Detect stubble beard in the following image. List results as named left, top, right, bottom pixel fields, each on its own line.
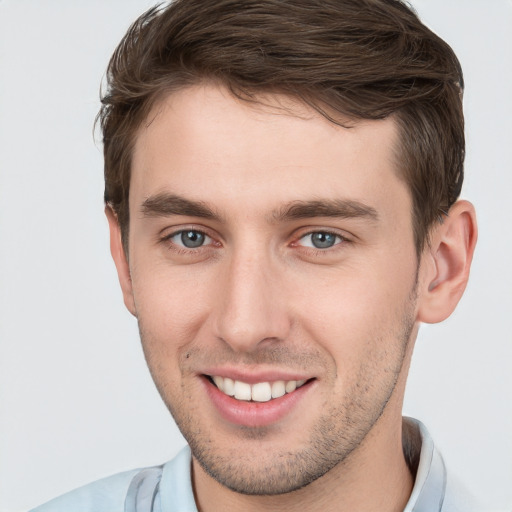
left=189, top=321, right=414, bottom=496
left=139, top=286, right=418, bottom=496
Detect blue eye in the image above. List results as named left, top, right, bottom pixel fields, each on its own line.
left=299, top=232, right=342, bottom=249
left=170, top=230, right=212, bottom=249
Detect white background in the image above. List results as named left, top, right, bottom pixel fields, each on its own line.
left=0, top=1, right=511, bottom=511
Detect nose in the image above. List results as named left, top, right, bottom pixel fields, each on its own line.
left=213, top=249, right=291, bottom=353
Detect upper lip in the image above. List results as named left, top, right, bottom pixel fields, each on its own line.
left=200, top=366, right=313, bottom=384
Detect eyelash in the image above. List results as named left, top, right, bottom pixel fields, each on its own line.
left=159, top=228, right=350, bottom=255
left=160, top=228, right=217, bottom=254
left=295, top=230, right=346, bottom=250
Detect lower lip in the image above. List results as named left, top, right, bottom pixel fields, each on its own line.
left=202, top=377, right=313, bottom=427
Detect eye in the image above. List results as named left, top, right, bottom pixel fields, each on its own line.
left=298, top=231, right=343, bottom=249
left=169, top=230, right=212, bottom=249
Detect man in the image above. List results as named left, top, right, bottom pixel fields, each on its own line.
left=31, top=0, right=479, bottom=510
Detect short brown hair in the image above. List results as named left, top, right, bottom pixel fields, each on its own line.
left=99, top=0, right=464, bottom=253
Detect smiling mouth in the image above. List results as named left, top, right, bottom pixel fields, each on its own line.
left=207, top=376, right=309, bottom=403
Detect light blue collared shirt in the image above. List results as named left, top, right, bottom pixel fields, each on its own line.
left=30, top=418, right=481, bottom=512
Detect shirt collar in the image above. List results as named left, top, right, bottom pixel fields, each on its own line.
left=403, top=417, right=447, bottom=512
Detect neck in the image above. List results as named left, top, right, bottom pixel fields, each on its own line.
left=192, top=415, right=414, bottom=512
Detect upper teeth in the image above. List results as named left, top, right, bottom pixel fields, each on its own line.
left=211, top=376, right=306, bottom=402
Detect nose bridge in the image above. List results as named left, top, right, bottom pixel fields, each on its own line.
left=214, top=242, right=289, bottom=352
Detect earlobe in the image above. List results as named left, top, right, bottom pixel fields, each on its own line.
left=105, top=206, right=137, bottom=316
left=417, top=200, right=478, bottom=324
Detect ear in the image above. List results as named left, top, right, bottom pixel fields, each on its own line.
left=417, top=200, right=477, bottom=324
left=105, top=206, right=137, bottom=316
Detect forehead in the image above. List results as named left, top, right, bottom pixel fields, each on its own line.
left=131, top=84, right=407, bottom=219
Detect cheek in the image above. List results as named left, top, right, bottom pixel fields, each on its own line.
left=130, top=262, right=215, bottom=365
left=292, top=260, right=416, bottom=367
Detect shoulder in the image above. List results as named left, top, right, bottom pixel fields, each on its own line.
left=29, top=467, right=155, bottom=512
left=443, top=473, right=484, bottom=512
left=403, top=417, right=485, bottom=512
left=28, top=447, right=194, bottom=512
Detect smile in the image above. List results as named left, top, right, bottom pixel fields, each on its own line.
left=210, top=376, right=307, bottom=403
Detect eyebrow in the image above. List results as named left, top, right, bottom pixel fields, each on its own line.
left=141, top=193, right=378, bottom=224
left=141, top=193, right=221, bottom=220
left=272, top=199, right=379, bottom=223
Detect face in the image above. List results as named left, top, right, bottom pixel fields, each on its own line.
left=122, top=84, right=421, bottom=495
